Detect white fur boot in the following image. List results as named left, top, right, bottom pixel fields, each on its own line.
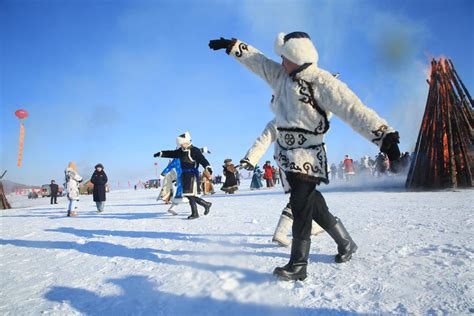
left=272, top=205, right=293, bottom=247
left=167, top=202, right=178, bottom=215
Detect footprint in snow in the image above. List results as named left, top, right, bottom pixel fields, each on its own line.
left=217, top=271, right=242, bottom=291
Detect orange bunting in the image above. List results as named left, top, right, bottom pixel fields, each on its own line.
left=17, top=123, right=25, bottom=168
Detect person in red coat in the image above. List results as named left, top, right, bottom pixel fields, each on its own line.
left=343, top=155, right=355, bottom=181
left=263, top=161, right=274, bottom=188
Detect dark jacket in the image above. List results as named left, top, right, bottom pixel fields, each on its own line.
left=221, top=164, right=238, bottom=192
left=91, top=170, right=108, bottom=202
left=158, top=146, right=211, bottom=196
left=50, top=183, right=59, bottom=196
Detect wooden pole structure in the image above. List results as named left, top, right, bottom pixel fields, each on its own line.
left=406, top=58, right=473, bottom=190
left=0, top=170, right=12, bottom=209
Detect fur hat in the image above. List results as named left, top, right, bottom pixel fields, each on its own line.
left=95, top=163, right=104, bottom=169
left=176, top=132, right=192, bottom=146
left=68, top=162, right=77, bottom=172
left=274, top=31, right=318, bottom=66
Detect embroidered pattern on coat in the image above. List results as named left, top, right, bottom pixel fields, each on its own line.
left=276, top=152, right=289, bottom=169
left=371, top=125, right=388, bottom=144
left=298, top=134, right=307, bottom=145
left=275, top=144, right=329, bottom=184
left=278, top=126, right=321, bottom=136
left=284, top=134, right=295, bottom=146
left=294, top=79, right=330, bottom=134
left=235, top=43, right=248, bottom=58
left=277, top=129, right=323, bottom=151
left=276, top=144, right=326, bottom=174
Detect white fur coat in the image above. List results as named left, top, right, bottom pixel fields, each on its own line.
left=230, top=39, right=394, bottom=183
left=65, top=168, right=83, bottom=200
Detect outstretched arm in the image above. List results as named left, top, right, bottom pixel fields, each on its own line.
left=241, top=119, right=278, bottom=169
left=317, top=72, right=400, bottom=157
left=209, top=37, right=285, bottom=88
left=154, top=149, right=182, bottom=159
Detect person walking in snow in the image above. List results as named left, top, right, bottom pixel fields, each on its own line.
left=263, top=161, right=274, bottom=188
left=235, top=169, right=241, bottom=186
left=91, top=163, right=108, bottom=213
left=210, top=31, right=401, bottom=281
left=153, top=132, right=213, bottom=219
left=330, top=163, right=337, bottom=181
left=338, top=162, right=345, bottom=180
left=160, top=158, right=183, bottom=203
left=250, top=165, right=264, bottom=190
left=201, top=169, right=215, bottom=195
left=160, top=147, right=210, bottom=214
left=273, top=167, right=280, bottom=185
left=343, top=155, right=355, bottom=181
left=160, top=159, right=184, bottom=215
left=65, top=162, right=83, bottom=217
left=221, top=159, right=239, bottom=194
left=374, top=152, right=389, bottom=177
left=50, top=180, right=59, bottom=204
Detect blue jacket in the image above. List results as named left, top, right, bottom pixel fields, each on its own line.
left=161, top=159, right=183, bottom=197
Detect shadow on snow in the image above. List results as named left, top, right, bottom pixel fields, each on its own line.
left=0, top=229, right=335, bottom=286
left=44, top=275, right=358, bottom=315
left=43, top=227, right=336, bottom=263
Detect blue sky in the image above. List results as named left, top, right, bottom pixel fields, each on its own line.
left=1, top=0, right=473, bottom=187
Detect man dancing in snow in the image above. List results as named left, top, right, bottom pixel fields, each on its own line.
left=210, top=32, right=401, bottom=281
left=154, top=132, right=213, bottom=219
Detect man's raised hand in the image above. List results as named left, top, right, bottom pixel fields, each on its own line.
left=209, top=37, right=232, bottom=51
left=239, top=158, right=254, bottom=171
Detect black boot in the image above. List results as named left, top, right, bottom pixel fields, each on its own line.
left=273, top=238, right=310, bottom=281
left=326, top=218, right=357, bottom=263
left=203, top=202, right=212, bottom=215
left=187, top=202, right=199, bottom=220
left=195, top=197, right=212, bottom=215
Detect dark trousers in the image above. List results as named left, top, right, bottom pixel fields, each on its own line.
left=50, top=195, right=57, bottom=204
left=286, top=172, right=337, bottom=240
left=266, top=179, right=273, bottom=188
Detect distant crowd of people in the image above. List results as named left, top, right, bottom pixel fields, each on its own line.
left=330, top=152, right=412, bottom=181
left=249, top=161, right=281, bottom=190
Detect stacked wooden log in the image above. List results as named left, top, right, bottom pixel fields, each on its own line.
left=0, top=170, right=12, bottom=209
left=406, top=58, right=473, bottom=190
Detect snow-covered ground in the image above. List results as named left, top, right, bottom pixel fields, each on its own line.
left=1, top=178, right=473, bottom=315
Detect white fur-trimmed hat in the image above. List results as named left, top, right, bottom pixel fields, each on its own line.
left=176, top=131, right=192, bottom=146
left=274, top=32, right=318, bottom=66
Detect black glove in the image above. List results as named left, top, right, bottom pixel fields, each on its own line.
left=209, top=37, right=232, bottom=51
left=201, top=147, right=211, bottom=154
left=381, top=132, right=401, bottom=172
left=153, top=152, right=161, bottom=158
left=239, top=158, right=254, bottom=171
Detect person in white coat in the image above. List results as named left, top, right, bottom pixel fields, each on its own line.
left=210, top=32, right=401, bottom=281
left=65, top=162, right=83, bottom=217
